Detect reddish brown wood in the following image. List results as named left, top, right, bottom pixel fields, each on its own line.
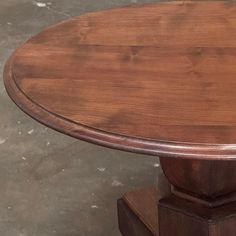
left=159, top=195, right=236, bottom=236
left=5, top=1, right=236, bottom=159
left=122, top=187, right=159, bottom=235
left=118, top=156, right=236, bottom=236
left=118, top=187, right=160, bottom=236
left=160, top=157, right=236, bottom=205
left=158, top=156, right=236, bottom=236
left=118, top=187, right=236, bottom=236
left=118, top=185, right=169, bottom=236
left=118, top=198, right=154, bottom=236
left=4, top=1, right=236, bottom=236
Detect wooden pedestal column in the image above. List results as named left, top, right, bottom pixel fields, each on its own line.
left=159, top=157, right=236, bottom=236
left=118, top=157, right=236, bottom=236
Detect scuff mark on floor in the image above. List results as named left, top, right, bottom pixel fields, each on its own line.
left=0, top=138, right=6, bottom=145
left=33, top=1, right=71, bottom=17
left=153, top=163, right=160, bottom=168
left=112, top=180, right=124, bottom=187
left=97, top=167, right=106, bottom=172
left=27, top=129, right=34, bottom=135
left=34, top=2, right=47, bottom=7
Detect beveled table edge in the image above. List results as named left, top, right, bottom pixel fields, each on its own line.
left=4, top=54, right=236, bottom=161
left=4, top=9, right=236, bottom=161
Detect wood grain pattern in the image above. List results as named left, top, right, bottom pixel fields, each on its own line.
left=5, top=1, right=236, bottom=159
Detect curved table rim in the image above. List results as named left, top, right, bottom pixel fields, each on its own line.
left=4, top=13, right=236, bottom=161
left=4, top=55, right=236, bottom=161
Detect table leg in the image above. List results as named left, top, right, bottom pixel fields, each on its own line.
left=118, top=157, right=236, bottom=236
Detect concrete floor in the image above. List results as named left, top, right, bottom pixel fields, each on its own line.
left=0, top=0, right=164, bottom=235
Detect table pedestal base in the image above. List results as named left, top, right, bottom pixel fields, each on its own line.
left=118, top=187, right=236, bottom=236
left=117, top=199, right=153, bottom=236
left=117, top=156, right=236, bottom=236
left=117, top=157, right=236, bottom=236
left=159, top=194, right=236, bottom=236
left=117, top=187, right=158, bottom=236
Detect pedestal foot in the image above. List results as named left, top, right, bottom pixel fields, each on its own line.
left=117, top=187, right=159, bottom=236
left=159, top=194, right=236, bottom=236
left=117, top=199, right=153, bottom=236
left=118, top=157, right=236, bottom=236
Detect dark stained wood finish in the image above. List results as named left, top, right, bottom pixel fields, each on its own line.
left=160, top=157, right=236, bottom=204
left=118, top=198, right=154, bottom=236
left=159, top=195, right=236, bottom=236
left=5, top=1, right=236, bottom=236
left=117, top=187, right=162, bottom=236
left=5, top=1, right=236, bottom=159
left=122, top=187, right=159, bottom=235
left=119, top=186, right=236, bottom=236
left=159, top=156, right=236, bottom=235
left=118, top=188, right=236, bottom=236
left=117, top=176, right=170, bottom=236
left=118, top=157, right=236, bottom=236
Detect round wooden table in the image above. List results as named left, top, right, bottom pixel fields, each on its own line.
left=4, top=1, right=236, bottom=235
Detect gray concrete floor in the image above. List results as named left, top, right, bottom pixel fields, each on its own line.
left=0, top=0, right=164, bottom=235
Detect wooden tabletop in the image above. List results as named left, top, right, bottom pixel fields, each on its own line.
left=4, top=1, right=236, bottom=160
